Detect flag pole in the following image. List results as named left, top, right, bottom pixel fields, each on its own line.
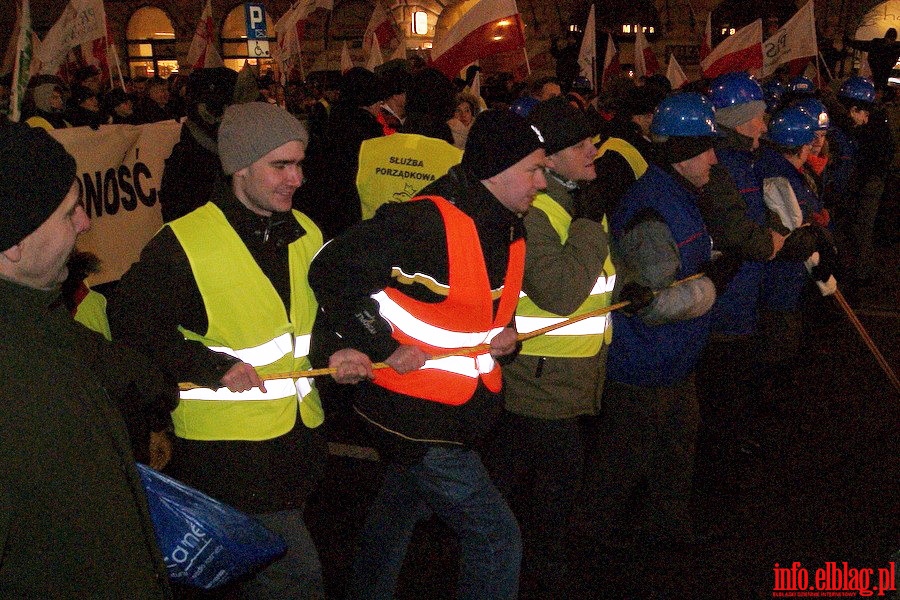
left=111, top=42, right=126, bottom=92
left=818, top=50, right=833, bottom=81
left=523, top=47, right=531, bottom=75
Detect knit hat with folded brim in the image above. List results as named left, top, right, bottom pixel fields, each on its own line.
left=0, top=123, right=77, bottom=251
left=462, top=109, right=545, bottom=180
left=715, top=100, right=766, bottom=129
left=218, top=102, right=309, bottom=175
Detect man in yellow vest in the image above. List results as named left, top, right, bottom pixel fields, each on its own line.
left=487, top=96, right=640, bottom=599
left=356, top=68, right=464, bottom=219
left=109, top=102, right=371, bottom=599
left=585, top=85, right=663, bottom=221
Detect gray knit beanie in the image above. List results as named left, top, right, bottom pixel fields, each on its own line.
left=715, top=100, right=766, bottom=129
left=218, top=102, right=309, bottom=175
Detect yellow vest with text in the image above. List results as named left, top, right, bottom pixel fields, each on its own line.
left=169, top=203, right=323, bottom=441
left=357, top=133, right=462, bottom=219
left=595, top=137, right=648, bottom=179
left=515, top=194, right=616, bottom=358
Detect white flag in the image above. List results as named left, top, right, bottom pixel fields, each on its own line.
left=761, top=0, right=817, bottom=77
left=37, top=0, right=107, bottom=75
left=366, top=34, right=383, bottom=70
left=633, top=29, right=659, bottom=78
left=341, top=41, right=352, bottom=73
left=185, top=0, right=223, bottom=70
left=576, top=5, right=596, bottom=90
left=666, top=53, right=687, bottom=89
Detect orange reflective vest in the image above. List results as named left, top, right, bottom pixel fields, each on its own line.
left=371, top=195, right=525, bottom=406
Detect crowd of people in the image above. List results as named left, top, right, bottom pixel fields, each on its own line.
left=0, top=52, right=897, bottom=599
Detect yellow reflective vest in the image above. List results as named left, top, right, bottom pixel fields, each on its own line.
left=74, top=289, right=112, bottom=341
left=357, top=133, right=462, bottom=219
left=515, top=194, right=616, bottom=358
left=168, top=203, right=323, bottom=441
left=595, top=137, right=649, bottom=179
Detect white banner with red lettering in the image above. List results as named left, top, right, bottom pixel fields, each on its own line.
left=49, top=120, right=183, bottom=285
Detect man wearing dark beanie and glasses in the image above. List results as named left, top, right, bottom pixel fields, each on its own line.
left=309, top=109, right=547, bottom=600
left=0, top=123, right=171, bottom=598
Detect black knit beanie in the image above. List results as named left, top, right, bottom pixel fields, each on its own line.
left=657, top=135, right=717, bottom=164
left=462, top=109, right=545, bottom=180
left=0, top=123, right=77, bottom=251
left=528, top=96, right=593, bottom=155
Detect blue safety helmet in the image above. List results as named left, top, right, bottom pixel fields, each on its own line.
left=838, top=76, right=876, bottom=105
left=708, top=71, right=764, bottom=109
left=651, top=92, right=720, bottom=137
left=762, top=80, right=786, bottom=113
left=767, top=106, right=817, bottom=147
left=511, top=95, right=539, bottom=117
left=793, top=97, right=829, bottom=130
left=788, top=76, right=816, bottom=95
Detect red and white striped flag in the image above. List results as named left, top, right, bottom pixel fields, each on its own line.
left=431, top=0, right=525, bottom=79
left=701, top=19, right=763, bottom=79
left=701, top=12, right=712, bottom=60
left=274, top=0, right=333, bottom=78
left=633, top=28, right=660, bottom=78
left=186, top=0, right=223, bottom=70
left=364, top=1, right=401, bottom=54
left=602, top=33, right=621, bottom=88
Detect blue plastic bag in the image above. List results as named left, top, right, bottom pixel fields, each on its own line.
left=136, top=463, right=288, bottom=589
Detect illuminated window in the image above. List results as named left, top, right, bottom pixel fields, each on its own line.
left=412, top=11, right=428, bottom=35
left=126, top=7, right=178, bottom=78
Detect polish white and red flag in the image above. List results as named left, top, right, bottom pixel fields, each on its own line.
left=602, top=33, right=621, bottom=88
left=761, top=0, right=817, bottom=77
left=701, top=19, right=763, bottom=79
left=633, top=28, right=660, bottom=78
left=700, top=12, right=712, bottom=60
left=185, top=0, right=223, bottom=70
left=431, top=0, right=525, bottom=79
left=364, top=1, right=401, bottom=54
left=666, top=53, right=687, bottom=89
left=274, top=0, right=333, bottom=76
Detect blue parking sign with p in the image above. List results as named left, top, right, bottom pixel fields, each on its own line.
left=245, top=3, right=267, bottom=40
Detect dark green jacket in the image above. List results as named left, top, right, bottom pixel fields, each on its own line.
left=503, top=174, right=611, bottom=419
left=0, top=278, right=171, bottom=599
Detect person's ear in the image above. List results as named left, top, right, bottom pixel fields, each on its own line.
left=1, top=244, right=23, bottom=263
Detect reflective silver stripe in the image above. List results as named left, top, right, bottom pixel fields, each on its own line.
left=590, top=274, right=617, bottom=295
left=208, top=332, right=293, bottom=366
left=180, top=378, right=297, bottom=401
left=419, top=353, right=495, bottom=378
left=294, top=334, right=312, bottom=358
left=515, top=314, right=610, bottom=336
left=372, top=290, right=493, bottom=348
left=296, top=377, right=313, bottom=398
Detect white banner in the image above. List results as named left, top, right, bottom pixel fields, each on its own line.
left=50, top=121, right=183, bottom=285
left=37, top=0, right=107, bottom=75
left=761, top=0, right=817, bottom=77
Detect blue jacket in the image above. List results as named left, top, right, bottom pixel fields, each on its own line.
left=757, top=148, right=821, bottom=311
left=609, top=164, right=713, bottom=387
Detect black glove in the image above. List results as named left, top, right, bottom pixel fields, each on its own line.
left=617, top=282, right=654, bottom=315
left=776, top=226, right=818, bottom=261
left=703, top=253, right=744, bottom=295
left=571, top=187, right=606, bottom=223
left=810, top=226, right=838, bottom=283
